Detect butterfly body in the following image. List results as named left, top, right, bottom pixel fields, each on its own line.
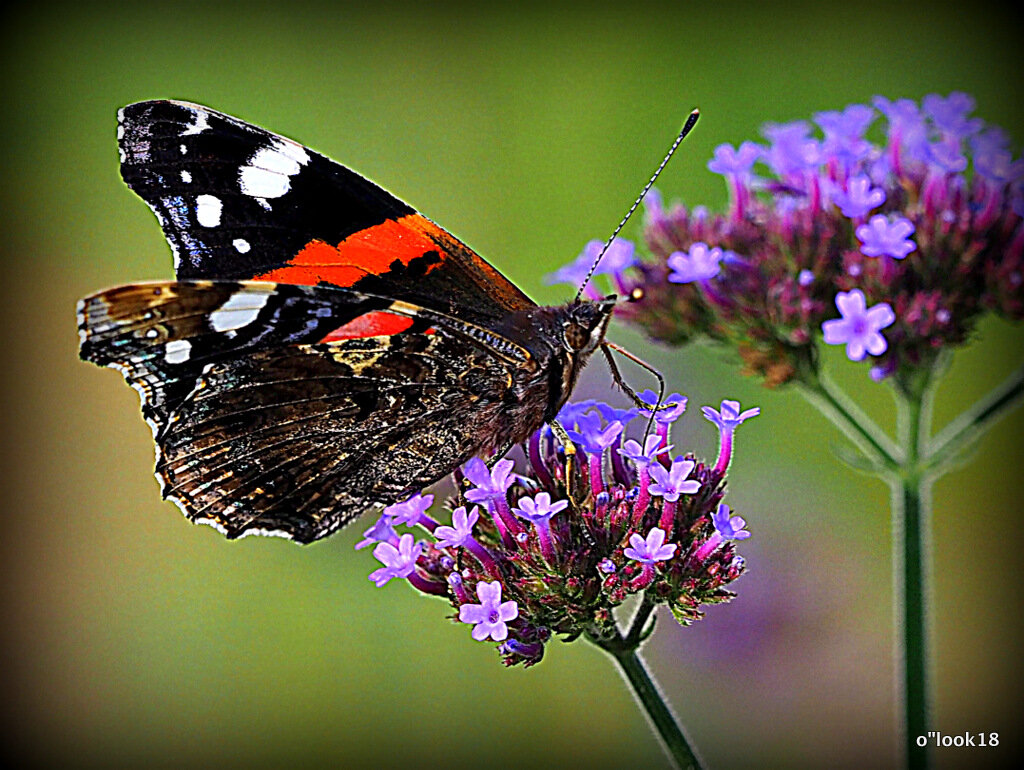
left=79, top=101, right=613, bottom=543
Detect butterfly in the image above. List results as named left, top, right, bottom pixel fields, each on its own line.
left=78, top=100, right=623, bottom=544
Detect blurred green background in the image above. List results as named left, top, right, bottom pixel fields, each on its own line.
left=3, top=1, right=1022, bottom=767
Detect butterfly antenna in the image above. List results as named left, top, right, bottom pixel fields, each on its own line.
left=574, top=108, right=700, bottom=302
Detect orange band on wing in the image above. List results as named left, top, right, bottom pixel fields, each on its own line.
left=319, top=311, right=415, bottom=342
left=254, top=214, right=447, bottom=288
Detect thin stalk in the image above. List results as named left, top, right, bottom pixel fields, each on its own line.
left=796, top=369, right=901, bottom=470
left=589, top=596, right=704, bottom=770
left=611, top=647, right=704, bottom=770
left=925, top=363, right=1024, bottom=472
left=892, top=376, right=931, bottom=770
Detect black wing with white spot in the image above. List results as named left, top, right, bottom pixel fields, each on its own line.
left=118, top=100, right=414, bottom=280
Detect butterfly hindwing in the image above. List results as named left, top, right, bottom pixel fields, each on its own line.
left=159, top=332, right=517, bottom=543
left=79, top=280, right=403, bottom=429
left=79, top=280, right=525, bottom=542
left=118, top=100, right=535, bottom=325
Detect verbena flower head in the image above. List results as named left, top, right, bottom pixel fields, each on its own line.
left=357, top=396, right=754, bottom=667
left=572, top=93, right=1024, bottom=385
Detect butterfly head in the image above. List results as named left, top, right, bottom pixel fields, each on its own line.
left=559, top=295, right=617, bottom=355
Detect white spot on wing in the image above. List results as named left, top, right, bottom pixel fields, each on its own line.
left=209, top=291, right=270, bottom=332
left=181, top=108, right=211, bottom=135
left=238, top=138, right=310, bottom=199
left=180, top=144, right=187, bottom=155
left=196, top=194, right=222, bottom=227
left=181, top=170, right=192, bottom=183
left=164, top=339, right=192, bottom=364
left=233, top=238, right=251, bottom=253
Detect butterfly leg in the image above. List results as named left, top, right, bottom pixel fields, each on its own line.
left=486, top=440, right=516, bottom=468
left=550, top=418, right=594, bottom=509
left=601, top=341, right=668, bottom=411
left=548, top=419, right=597, bottom=544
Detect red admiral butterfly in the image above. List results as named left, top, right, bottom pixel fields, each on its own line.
left=79, top=101, right=694, bottom=544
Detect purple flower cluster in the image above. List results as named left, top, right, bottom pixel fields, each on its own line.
left=556, top=93, right=1023, bottom=384
left=358, top=396, right=757, bottom=666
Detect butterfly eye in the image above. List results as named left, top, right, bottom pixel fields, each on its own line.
left=561, top=321, right=590, bottom=352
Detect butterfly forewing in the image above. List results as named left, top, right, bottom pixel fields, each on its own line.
left=80, top=280, right=525, bottom=541
left=118, top=100, right=535, bottom=325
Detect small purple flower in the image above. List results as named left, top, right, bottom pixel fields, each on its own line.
left=815, top=104, right=875, bottom=165
left=556, top=400, right=599, bottom=428
left=925, top=141, right=967, bottom=174
left=545, top=258, right=592, bottom=288
left=707, top=141, right=762, bottom=177
left=355, top=511, right=399, bottom=550
left=974, top=147, right=1023, bottom=185
left=761, top=121, right=821, bottom=177
left=832, top=174, right=886, bottom=218
left=383, top=493, right=434, bottom=527
left=463, top=457, right=516, bottom=503
left=874, top=96, right=929, bottom=164
left=598, top=558, right=617, bottom=574
left=667, top=242, right=723, bottom=283
left=701, top=400, right=761, bottom=432
left=368, top=533, right=422, bottom=587
left=591, top=420, right=624, bottom=451
left=701, top=399, right=760, bottom=475
left=545, top=238, right=635, bottom=286
left=565, top=410, right=604, bottom=453
left=637, top=390, right=688, bottom=424
left=798, top=269, right=815, bottom=287
left=971, top=126, right=1011, bottom=157
left=922, top=92, right=982, bottom=140
left=434, top=506, right=480, bottom=548
left=648, top=458, right=700, bottom=502
left=856, top=214, right=917, bottom=259
left=513, top=491, right=569, bottom=523
left=619, top=435, right=673, bottom=466
left=644, top=187, right=667, bottom=226
left=591, top=403, right=640, bottom=426
left=623, top=527, right=677, bottom=564
left=458, top=580, right=519, bottom=641
left=712, top=503, right=751, bottom=540
left=822, top=289, right=896, bottom=361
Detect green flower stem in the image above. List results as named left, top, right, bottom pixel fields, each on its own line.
left=612, top=647, right=704, bottom=770
left=892, top=469, right=931, bottom=770
left=796, top=369, right=900, bottom=470
left=627, top=592, right=657, bottom=645
left=893, top=375, right=931, bottom=770
left=925, top=362, right=1024, bottom=473
left=589, top=597, right=705, bottom=770
left=798, top=357, right=1024, bottom=769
